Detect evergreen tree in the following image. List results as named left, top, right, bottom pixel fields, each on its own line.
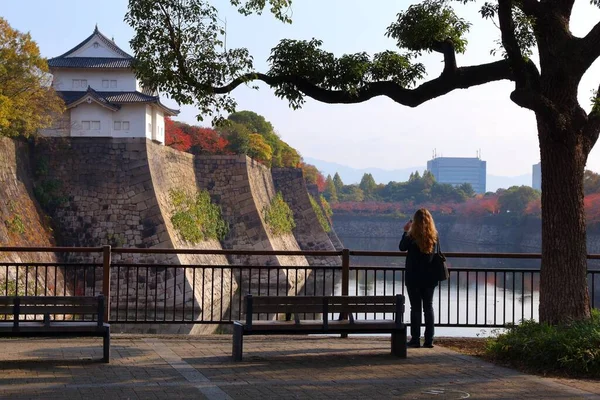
left=333, top=172, right=344, bottom=193
left=324, top=175, right=338, bottom=203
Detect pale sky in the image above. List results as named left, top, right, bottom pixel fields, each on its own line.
left=3, top=0, right=600, bottom=176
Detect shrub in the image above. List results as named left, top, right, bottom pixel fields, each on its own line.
left=169, top=189, right=229, bottom=243
left=5, top=214, right=25, bottom=234
left=485, top=310, right=600, bottom=377
left=309, top=194, right=330, bottom=232
left=263, top=192, right=295, bottom=235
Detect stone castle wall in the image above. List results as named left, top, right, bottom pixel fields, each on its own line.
left=193, top=155, right=309, bottom=298
left=271, top=168, right=339, bottom=264
left=0, top=137, right=66, bottom=296
left=33, top=138, right=232, bottom=333
left=25, top=137, right=336, bottom=330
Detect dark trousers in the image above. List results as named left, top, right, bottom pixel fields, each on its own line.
left=406, top=286, right=435, bottom=343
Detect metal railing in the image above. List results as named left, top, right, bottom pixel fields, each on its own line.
left=1, top=246, right=599, bottom=328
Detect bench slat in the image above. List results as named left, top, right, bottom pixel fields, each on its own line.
left=251, top=295, right=400, bottom=305
left=328, top=305, right=398, bottom=313
left=17, top=305, right=99, bottom=315
left=6, top=296, right=100, bottom=306
left=250, top=305, right=324, bottom=314
left=252, top=296, right=325, bottom=306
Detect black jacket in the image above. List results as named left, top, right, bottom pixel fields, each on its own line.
left=399, top=232, right=438, bottom=288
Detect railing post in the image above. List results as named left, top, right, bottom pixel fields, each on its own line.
left=342, top=249, right=350, bottom=297
left=341, top=248, right=350, bottom=338
left=102, top=245, right=111, bottom=323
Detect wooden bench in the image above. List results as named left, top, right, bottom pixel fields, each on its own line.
left=0, top=295, right=110, bottom=363
left=232, top=294, right=406, bottom=361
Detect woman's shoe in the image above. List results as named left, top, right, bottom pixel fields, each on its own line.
left=407, top=340, right=421, bottom=348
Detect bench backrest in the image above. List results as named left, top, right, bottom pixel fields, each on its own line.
left=0, top=295, right=105, bottom=328
left=245, top=294, right=404, bottom=327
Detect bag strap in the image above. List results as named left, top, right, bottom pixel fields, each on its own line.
left=436, top=239, right=442, bottom=255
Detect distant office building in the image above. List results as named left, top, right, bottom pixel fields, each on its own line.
left=532, top=162, right=541, bottom=191
left=426, top=156, right=487, bottom=194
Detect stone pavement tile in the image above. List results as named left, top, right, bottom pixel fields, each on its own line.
left=1, top=335, right=600, bottom=400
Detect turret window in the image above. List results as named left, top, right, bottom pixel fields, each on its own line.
left=114, top=121, right=130, bottom=131
left=102, top=80, right=117, bottom=89
left=81, top=120, right=100, bottom=130
left=73, top=79, right=88, bottom=88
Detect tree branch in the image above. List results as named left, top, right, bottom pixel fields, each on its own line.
left=583, top=83, right=600, bottom=153
left=498, top=0, right=529, bottom=88
left=431, top=39, right=457, bottom=75
left=210, top=60, right=514, bottom=108
left=515, top=0, right=540, bottom=17
left=580, top=20, right=600, bottom=72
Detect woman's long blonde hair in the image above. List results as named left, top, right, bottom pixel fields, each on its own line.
left=408, top=208, right=438, bottom=254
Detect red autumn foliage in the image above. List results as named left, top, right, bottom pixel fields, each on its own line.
left=585, top=193, right=600, bottom=226
left=190, top=127, right=230, bottom=155
left=165, top=117, right=230, bottom=155
left=165, top=117, right=192, bottom=152
left=316, top=172, right=326, bottom=192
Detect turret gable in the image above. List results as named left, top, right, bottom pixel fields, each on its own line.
left=48, top=26, right=133, bottom=69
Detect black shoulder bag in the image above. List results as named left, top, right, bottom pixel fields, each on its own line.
left=432, top=240, right=449, bottom=281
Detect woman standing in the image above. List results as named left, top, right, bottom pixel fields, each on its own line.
left=399, top=208, right=439, bottom=348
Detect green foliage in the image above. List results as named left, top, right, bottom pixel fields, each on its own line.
left=126, top=0, right=254, bottom=123
left=228, top=110, right=274, bottom=137
left=324, top=175, right=338, bottom=203
left=33, top=179, right=67, bottom=214
left=230, top=0, right=293, bottom=23
left=333, top=173, right=344, bottom=193
left=359, top=173, right=377, bottom=197
left=386, top=0, right=471, bottom=55
left=169, top=189, right=229, bottom=243
left=486, top=310, right=600, bottom=377
left=0, top=18, right=64, bottom=137
left=320, top=195, right=333, bottom=218
left=309, top=194, right=331, bottom=233
left=5, top=214, right=25, bottom=235
left=263, top=192, right=295, bottom=235
left=478, top=2, right=536, bottom=58
left=497, top=185, right=540, bottom=215
left=217, top=121, right=252, bottom=154
left=33, top=157, right=67, bottom=214
left=268, top=39, right=425, bottom=109
left=338, top=185, right=365, bottom=202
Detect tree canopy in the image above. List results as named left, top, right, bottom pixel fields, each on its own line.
left=126, top=0, right=600, bottom=324
left=0, top=18, right=63, bottom=138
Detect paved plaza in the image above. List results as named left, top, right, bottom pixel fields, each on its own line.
left=1, top=335, right=599, bottom=399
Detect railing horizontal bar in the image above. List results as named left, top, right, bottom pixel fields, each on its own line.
left=0, top=247, right=103, bottom=253
left=350, top=250, right=600, bottom=259
left=0, top=263, right=102, bottom=267
left=110, top=248, right=343, bottom=256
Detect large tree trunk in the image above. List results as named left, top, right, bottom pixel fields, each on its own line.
left=538, top=117, right=591, bottom=324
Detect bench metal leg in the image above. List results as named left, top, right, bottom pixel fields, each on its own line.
left=103, top=328, right=110, bottom=363
left=391, top=328, right=407, bottom=358
left=232, top=324, right=243, bottom=361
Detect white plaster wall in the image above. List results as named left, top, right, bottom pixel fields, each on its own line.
left=155, top=109, right=165, bottom=144
left=112, top=104, right=147, bottom=138
left=52, top=70, right=137, bottom=92
left=69, top=103, right=147, bottom=138
left=65, top=35, right=127, bottom=58
left=145, top=106, right=153, bottom=141
left=70, top=103, right=113, bottom=137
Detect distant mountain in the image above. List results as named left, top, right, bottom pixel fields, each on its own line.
left=304, top=157, right=533, bottom=192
